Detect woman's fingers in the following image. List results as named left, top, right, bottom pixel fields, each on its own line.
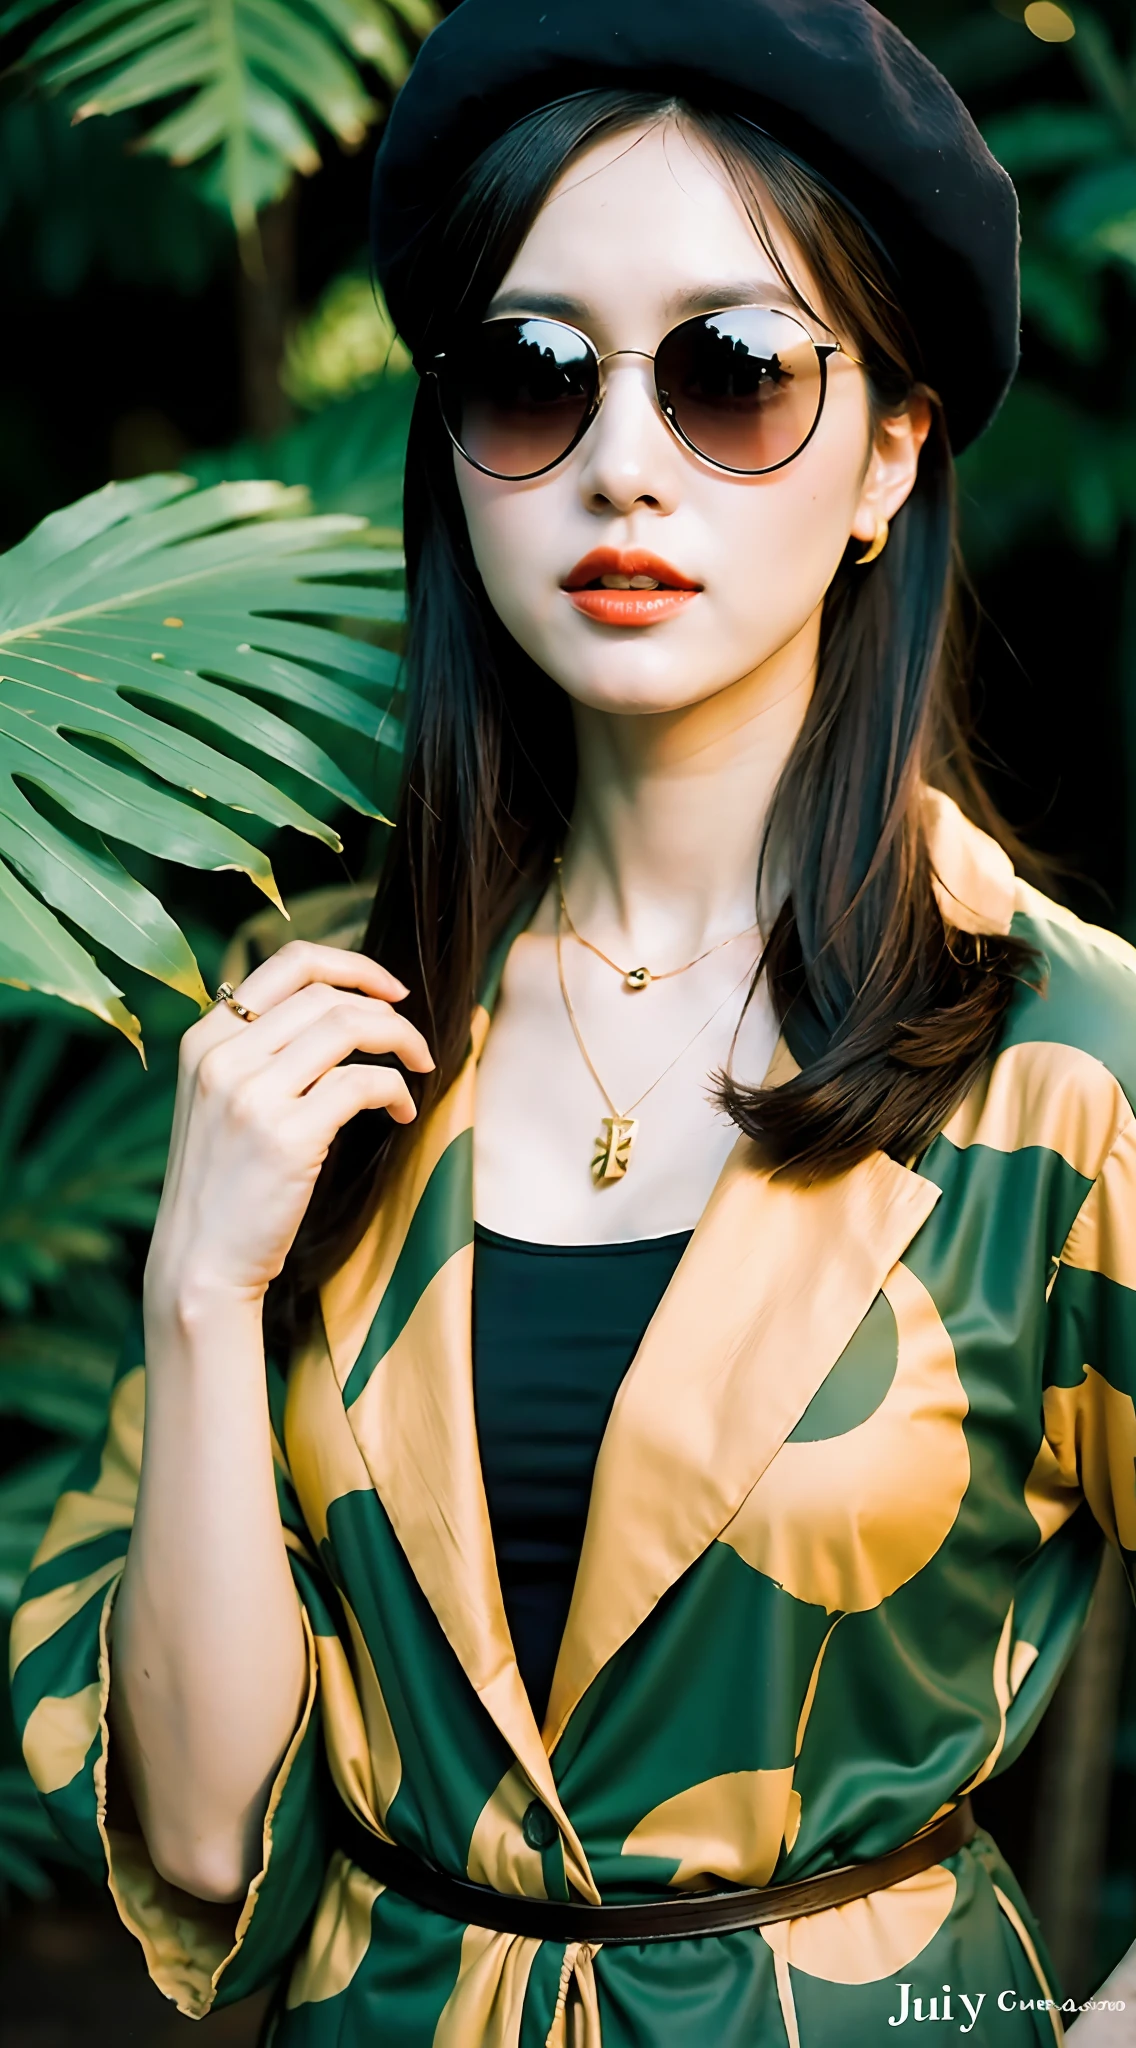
left=180, top=950, right=426, bottom=1083
left=291, top=1062, right=419, bottom=1142
left=232, top=981, right=432, bottom=1069
left=245, top=1001, right=434, bottom=1100
left=231, top=941, right=406, bottom=1017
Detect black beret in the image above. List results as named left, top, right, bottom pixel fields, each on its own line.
left=371, top=0, right=1020, bottom=452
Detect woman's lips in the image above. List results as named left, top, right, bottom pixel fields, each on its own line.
left=569, top=587, right=699, bottom=625
left=562, top=547, right=701, bottom=628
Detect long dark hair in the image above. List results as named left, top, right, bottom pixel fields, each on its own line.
left=273, top=89, right=1037, bottom=1328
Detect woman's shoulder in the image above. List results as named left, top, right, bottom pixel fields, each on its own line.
left=940, top=882, right=1136, bottom=1192
left=925, top=789, right=1136, bottom=1170
left=928, top=785, right=1136, bottom=1090
left=919, top=879, right=1136, bottom=1206
left=1006, top=878, right=1136, bottom=1113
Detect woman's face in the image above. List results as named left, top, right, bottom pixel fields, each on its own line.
left=453, top=118, right=925, bottom=718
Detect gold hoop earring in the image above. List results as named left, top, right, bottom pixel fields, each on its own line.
left=855, top=518, right=889, bottom=566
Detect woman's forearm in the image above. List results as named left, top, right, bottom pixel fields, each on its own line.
left=108, top=943, right=429, bottom=1905
left=111, top=1284, right=307, bottom=1904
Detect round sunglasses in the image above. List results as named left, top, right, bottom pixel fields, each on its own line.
left=428, top=305, right=855, bottom=482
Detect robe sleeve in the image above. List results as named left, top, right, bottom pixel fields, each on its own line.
left=1043, top=1118, right=1136, bottom=1592
left=6, top=1320, right=330, bottom=2019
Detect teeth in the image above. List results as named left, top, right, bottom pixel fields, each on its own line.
left=599, top=572, right=660, bottom=590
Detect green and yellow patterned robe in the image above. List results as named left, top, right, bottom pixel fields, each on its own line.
left=10, top=793, right=1136, bottom=2046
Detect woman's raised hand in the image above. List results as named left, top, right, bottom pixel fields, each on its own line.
left=145, top=942, right=434, bottom=1319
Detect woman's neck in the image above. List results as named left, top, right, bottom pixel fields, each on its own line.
left=562, top=607, right=819, bottom=959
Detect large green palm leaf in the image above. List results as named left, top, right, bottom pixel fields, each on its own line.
left=0, top=0, right=436, bottom=228
left=0, top=471, right=405, bottom=1048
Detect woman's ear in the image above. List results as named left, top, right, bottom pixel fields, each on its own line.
left=849, top=392, right=933, bottom=545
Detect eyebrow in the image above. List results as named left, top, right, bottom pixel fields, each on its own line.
left=484, top=279, right=818, bottom=324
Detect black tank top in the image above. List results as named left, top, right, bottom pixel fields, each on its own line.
left=472, top=1223, right=691, bottom=1722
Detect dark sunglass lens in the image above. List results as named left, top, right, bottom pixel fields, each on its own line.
left=442, top=318, right=596, bottom=478
left=656, top=308, right=824, bottom=473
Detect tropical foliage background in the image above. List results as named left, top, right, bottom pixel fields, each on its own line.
left=0, top=0, right=1134, bottom=2023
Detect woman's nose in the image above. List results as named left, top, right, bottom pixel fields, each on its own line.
left=574, top=358, right=683, bottom=517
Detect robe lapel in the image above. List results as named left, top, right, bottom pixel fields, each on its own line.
left=319, top=1008, right=598, bottom=1897
left=543, top=1136, right=942, bottom=1752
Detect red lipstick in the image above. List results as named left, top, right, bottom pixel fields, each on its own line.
left=562, top=547, right=702, bottom=627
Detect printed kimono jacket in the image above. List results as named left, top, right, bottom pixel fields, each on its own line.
left=11, top=792, right=1136, bottom=2047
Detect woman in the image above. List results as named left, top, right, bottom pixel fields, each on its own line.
left=12, top=2, right=1136, bottom=2041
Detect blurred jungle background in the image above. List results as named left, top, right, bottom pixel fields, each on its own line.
left=1, top=0, right=1136, bottom=2038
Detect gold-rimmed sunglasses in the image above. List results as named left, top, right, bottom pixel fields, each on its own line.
left=428, top=305, right=856, bottom=481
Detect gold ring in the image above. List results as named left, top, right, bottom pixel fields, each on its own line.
left=215, top=981, right=259, bottom=1023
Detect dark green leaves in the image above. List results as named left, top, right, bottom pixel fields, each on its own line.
left=188, top=357, right=417, bottom=527
left=952, top=8, right=1136, bottom=562
left=983, top=103, right=1117, bottom=178
left=0, top=1012, right=175, bottom=1897
left=1049, top=158, right=1136, bottom=268
left=0, top=1022, right=171, bottom=1313
left=0, top=0, right=437, bottom=229
left=960, top=381, right=1136, bottom=561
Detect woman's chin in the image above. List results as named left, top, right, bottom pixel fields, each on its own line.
left=553, top=667, right=727, bottom=718
left=529, top=622, right=738, bottom=718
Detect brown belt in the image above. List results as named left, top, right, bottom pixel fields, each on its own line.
left=336, top=1796, right=974, bottom=1946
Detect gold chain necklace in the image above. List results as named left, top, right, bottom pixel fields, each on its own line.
left=554, top=856, right=758, bottom=992
left=556, top=899, right=758, bottom=1184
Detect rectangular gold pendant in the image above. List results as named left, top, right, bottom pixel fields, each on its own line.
left=592, top=1116, right=638, bottom=1184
